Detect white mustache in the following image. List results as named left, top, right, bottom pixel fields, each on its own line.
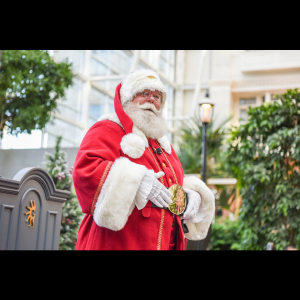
left=138, top=102, right=159, bottom=114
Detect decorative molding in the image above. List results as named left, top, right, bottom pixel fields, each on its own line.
left=0, top=168, right=70, bottom=202
left=232, top=78, right=300, bottom=92
left=240, top=50, right=300, bottom=73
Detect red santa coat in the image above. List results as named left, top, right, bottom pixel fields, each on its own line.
left=73, top=84, right=215, bottom=250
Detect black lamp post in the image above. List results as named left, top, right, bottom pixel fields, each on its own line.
left=199, top=92, right=214, bottom=184
left=198, top=92, right=214, bottom=250
left=187, top=92, right=214, bottom=251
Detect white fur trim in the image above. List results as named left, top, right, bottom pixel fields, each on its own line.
left=98, top=113, right=124, bottom=129
left=98, top=113, right=172, bottom=156
left=182, top=176, right=215, bottom=240
left=121, top=133, right=145, bottom=159
left=157, top=135, right=171, bottom=155
left=132, top=125, right=148, bottom=147
left=120, top=69, right=167, bottom=104
left=93, top=157, right=148, bottom=231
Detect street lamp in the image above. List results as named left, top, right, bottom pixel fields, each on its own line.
left=187, top=91, right=214, bottom=251
left=186, top=91, right=214, bottom=251
left=199, top=92, right=214, bottom=184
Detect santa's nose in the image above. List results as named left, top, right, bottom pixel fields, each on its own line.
left=145, top=96, right=155, bottom=103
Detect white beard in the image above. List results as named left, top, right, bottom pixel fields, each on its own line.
left=123, top=101, right=168, bottom=139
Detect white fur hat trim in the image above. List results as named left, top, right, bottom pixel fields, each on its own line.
left=120, top=69, right=167, bottom=104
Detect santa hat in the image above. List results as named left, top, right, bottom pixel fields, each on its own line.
left=99, top=70, right=171, bottom=160
left=120, top=69, right=167, bottom=105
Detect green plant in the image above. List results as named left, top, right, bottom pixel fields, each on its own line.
left=44, top=136, right=83, bottom=250
left=177, top=116, right=235, bottom=210
left=178, top=116, right=231, bottom=178
left=210, top=218, right=242, bottom=250
left=0, top=50, right=74, bottom=137
left=178, top=116, right=236, bottom=250
left=226, top=89, right=300, bottom=250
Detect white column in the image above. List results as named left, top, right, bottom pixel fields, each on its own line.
left=256, top=95, right=263, bottom=106
left=265, top=92, right=271, bottom=103
left=210, top=83, right=231, bottom=129
left=82, top=50, right=92, bottom=133
left=174, top=50, right=185, bottom=117
left=190, top=50, right=208, bottom=116
left=41, top=129, right=45, bottom=148
left=172, top=50, right=185, bottom=151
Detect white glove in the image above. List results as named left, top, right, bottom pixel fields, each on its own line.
left=135, top=170, right=173, bottom=210
left=182, top=188, right=206, bottom=223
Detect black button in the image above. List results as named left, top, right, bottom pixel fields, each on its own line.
left=156, top=148, right=162, bottom=154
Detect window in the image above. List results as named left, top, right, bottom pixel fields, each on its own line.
left=239, top=97, right=257, bottom=123
left=64, top=78, right=84, bottom=109
left=89, top=88, right=106, bottom=123
left=91, top=59, right=108, bottom=76
left=139, top=50, right=175, bottom=81
left=88, top=87, right=114, bottom=127
left=240, top=109, right=248, bottom=122
left=89, top=105, right=104, bottom=119
left=159, top=50, right=175, bottom=81
left=240, top=98, right=256, bottom=105
left=47, top=119, right=83, bottom=147
left=92, top=50, right=132, bottom=75
left=54, top=50, right=85, bottom=74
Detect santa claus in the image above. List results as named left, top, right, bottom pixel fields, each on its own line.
left=73, top=69, right=215, bottom=250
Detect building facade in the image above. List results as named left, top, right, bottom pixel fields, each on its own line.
left=45, top=50, right=176, bottom=148
left=2, top=50, right=300, bottom=150
left=183, top=50, right=300, bottom=127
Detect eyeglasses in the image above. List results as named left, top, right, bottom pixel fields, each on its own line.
left=138, top=92, right=162, bottom=103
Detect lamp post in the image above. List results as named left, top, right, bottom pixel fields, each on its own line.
left=187, top=92, right=214, bottom=251
left=199, top=93, right=214, bottom=184
left=199, top=92, right=214, bottom=250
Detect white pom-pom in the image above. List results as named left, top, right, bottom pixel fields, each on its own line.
left=120, top=133, right=145, bottom=159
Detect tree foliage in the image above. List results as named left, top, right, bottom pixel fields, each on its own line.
left=226, top=89, right=300, bottom=250
left=44, top=136, right=82, bottom=250
left=210, top=218, right=242, bottom=250
left=0, top=50, right=74, bottom=137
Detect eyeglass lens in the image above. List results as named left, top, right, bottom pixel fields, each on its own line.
left=143, top=92, right=161, bottom=102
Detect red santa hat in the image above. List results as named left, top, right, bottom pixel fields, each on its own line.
left=108, top=69, right=170, bottom=159
left=120, top=69, right=167, bottom=105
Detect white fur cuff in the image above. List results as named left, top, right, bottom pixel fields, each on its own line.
left=93, top=157, right=148, bottom=231
left=183, top=176, right=215, bottom=240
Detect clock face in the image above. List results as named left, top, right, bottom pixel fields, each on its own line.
left=168, top=184, right=187, bottom=215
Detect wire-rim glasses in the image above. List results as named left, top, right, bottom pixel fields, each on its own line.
left=139, top=92, right=162, bottom=103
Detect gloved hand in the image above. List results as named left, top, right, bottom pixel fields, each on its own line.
left=181, top=188, right=205, bottom=223
left=135, top=170, right=172, bottom=210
